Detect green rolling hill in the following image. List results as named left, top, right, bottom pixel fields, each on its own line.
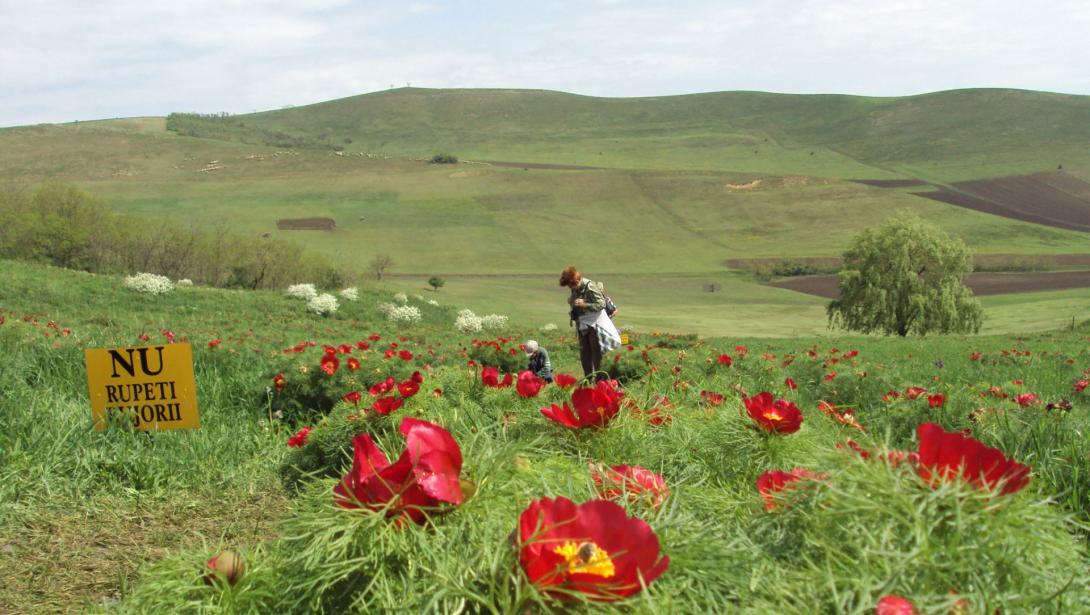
left=3, top=87, right=1090, bottom=336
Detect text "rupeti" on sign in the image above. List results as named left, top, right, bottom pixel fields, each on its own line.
left=85, top=343, right=200, bottom=431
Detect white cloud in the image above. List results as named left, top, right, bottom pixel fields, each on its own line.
left=2, top=0, right=1089, bottom=126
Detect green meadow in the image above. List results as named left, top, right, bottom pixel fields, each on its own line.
left=3, top=259, right=1090, bottom=613
left=4, top=87, right=1090, bottom=336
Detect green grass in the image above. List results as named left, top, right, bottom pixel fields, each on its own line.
left=4, top=260, right=1090, bottom=613
left=165, top=88, right=1090, bottom=181
left=4, top=88, right=1090, bottom=337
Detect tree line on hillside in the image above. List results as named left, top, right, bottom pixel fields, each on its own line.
left=166, top=113, right=340, bottom=150
left=0, top=182, right=345, bottom=290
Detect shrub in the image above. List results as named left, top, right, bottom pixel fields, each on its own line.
left=429, top=153, right=459, bottom=164
left=176, top=278, right=194, bottom=287
left=124, top=272, right=174, bottom=295
left=481, top=314, right=509, bottom=330
left=454, top=308, right=483, bottom=333
left=393, top=292, right=408, bottom=304
left=339, top=287, right=359, bottom=301
left=386, top=305, right=422, bottom=325
left=286, top=283, right=318, bottom=301
left=307, top=293, right=339, bottom=316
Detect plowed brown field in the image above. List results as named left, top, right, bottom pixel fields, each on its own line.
left=911, top=172, right=1090, bottom=232
left=276, top=217, right=336, bottom=230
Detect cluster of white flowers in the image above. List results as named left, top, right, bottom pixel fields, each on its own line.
left=388, top=305, right=422, bottom=325
left=307, top=293, right=339, bottom=316
left=176, top=278, right=194, bottom=287
left=481, top=314, right=509, bottom=330
left=393, top=292, right=409, bottom=304
left=376, top=301, right=421, bottom=325
left=427, top=299, right=439, bottom=307
left=541, top=323, right=558, bottom=331
left=124, top=272, right=174, bottom=295
left=339, top=287, right=359, bottom=301
left=454, top=308, right=483, bottom=333
left=286, top=283, right=318, bottom=301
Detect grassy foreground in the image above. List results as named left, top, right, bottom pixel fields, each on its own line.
left=3, top=259, right=1090, bottom=613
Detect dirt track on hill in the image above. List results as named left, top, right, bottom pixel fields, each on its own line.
left=467, top=160, right=603, bottom=170
left=851, top=179, right=928, bottom=188
left=771, top=271, right=1090, bottom=299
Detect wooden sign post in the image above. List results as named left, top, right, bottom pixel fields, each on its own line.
left=85, top=343, right=200, bottom=431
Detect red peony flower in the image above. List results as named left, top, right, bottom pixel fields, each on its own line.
left=905, top=387, right=926, bottom=399
left=333, top=418, right=463, bottom=523
left=915, top=422, right=1030, bottom=495
left=876, top=595, right=918, bottom=615
left=208, top=339, right=221, bottom=349
left=370, top=376, right=396, bottom=396
left=927, top=393, right=945, bottom=408
left=347, top=357, right=361, bottom=371
left=744, top=392, right=803, bottom=434
left=756, top=467, right=824, bottom=511
left=700, top=390, right=724, bottom=406
left=734, top=345, right=748, bottom=358
left=371, top=395, right=404, bottom=415
left=627, top=395, right=673, bottom=426
left=320, top=353, right=339, bottom=376
left=784, top=377, right=797, bottom=391
left=343, top=391, right=362, bottom=404
left=591, top=464, right=669, bottom=508
left=818, top=401, right=864, bottom=431
left=542, top=381, right=624, bottom=429
left=969, top=351, right=983, bottom=361
left=716, top=354, right=733, bottom=366
left=517, top=370, right=546, bottom=398
left=287, top=426, right=312, bottom=448
left=368, top=334, right=381, bottom=341
left=356, top=341, right=371, bottom=350
left=1076, top=379, right=1089, bottom=394
left=554, top=373, right=578, bottom=388
left=410, top=370, right=424, bottom=383
left=338, top=344, right=353, bottom=354
left=481, top=366, right=513, bottom=388
left=1015, top=393, right=1038, bottom=407
left=517, top=496, right=669, bottom=601
left=398, top=350, right=413, bottom=361
left=823, top=371, right=837, bottom=382
left=432, top=388, right=442, bottom=397
left=383, top=350, right=396, bottom=359
left=273, top=372, right=286, bottom=392
left=397, top=379, right=420, bottom=398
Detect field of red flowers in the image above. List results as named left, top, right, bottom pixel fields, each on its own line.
left=2, top=262, right=1090, bottom=613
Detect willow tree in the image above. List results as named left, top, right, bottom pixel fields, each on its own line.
left=827, top=213, right=983, bottom=336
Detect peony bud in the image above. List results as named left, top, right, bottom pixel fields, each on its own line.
left=205, top=550, right=245, bottom=586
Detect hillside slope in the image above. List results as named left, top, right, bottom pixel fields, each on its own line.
left=166, top=88, right=1090, bottom=181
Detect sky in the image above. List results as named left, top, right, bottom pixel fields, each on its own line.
left=3, top=0, right=1090, bottom=127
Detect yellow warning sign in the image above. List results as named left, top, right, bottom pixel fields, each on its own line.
left=85, top=343, right=200, bottom=431
left=620, top=333, right=630, bottom=345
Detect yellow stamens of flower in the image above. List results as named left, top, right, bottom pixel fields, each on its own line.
left=764, top=410, right=783, bottom=422
left=553, top=541, right=616, bottom=578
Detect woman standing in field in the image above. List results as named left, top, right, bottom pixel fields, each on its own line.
left=560, top=266, right=621, bottom=381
